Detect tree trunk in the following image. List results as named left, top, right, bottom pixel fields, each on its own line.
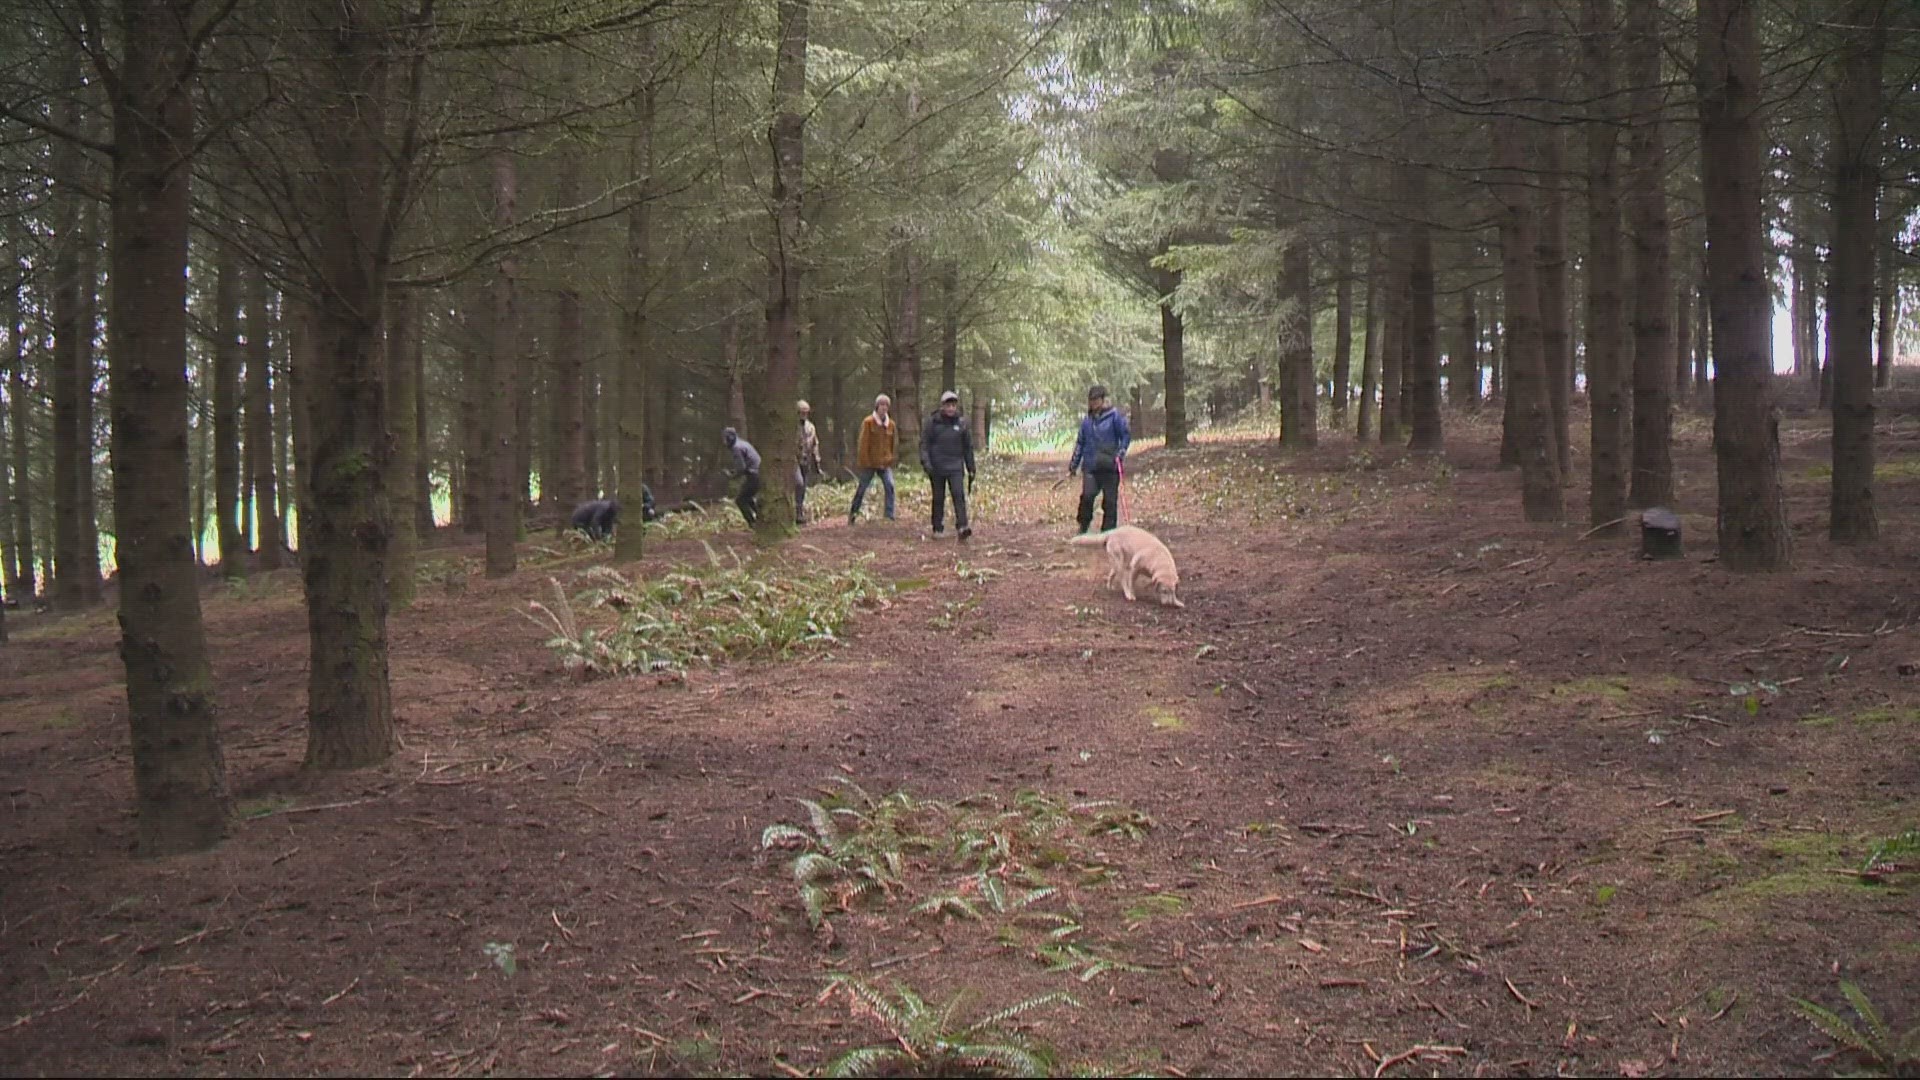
left=1159, top=266, right=1188, bottom=448
left=751, top=0, right=808, bottom=537
left=457, top=300, right=484, bottom=532
left=1825, top=0, right=1887, bottom=542
left=285, top=297, right=313, bottom=556
left=1278, top=234, right=1316, bottom=446
left=1584, top=0, right=1628, bottom=534
left=1534, top=98, right=1574, bottom=479
left=299, top=0, right=399, bottom=769
left=1625, top=0, right=1674, bottom=508
left=1876, top=226, right=1897, bottom=389
left=107, top=0, right=230, bottom=854
left=1790, top=239, right=1813, bottom=379
left=615, top=57, right=654, bottom=562
left=4, top=249, right=28, bottom=600
left=1451, top=281, right=1476, bottom=408
left=1674, top=278, right=1694, bottom=403
left=1357, top=234, right=1380, bottom=441
left=9, top=277, right=34, bottom=599
left=415, top=305, right=434, bottom=534
left=1488, top=0, right=1563, bottom=520
left=50, top=70, right=89, bottom=609
left=74, top=206, right=104, bottom=599
left=1332, top=227, right=1353, bottom=417
left=1698, top=0, right=1790, bottom=569
left=246, top=267, right=282, bottom=568
left=1695, top=278, right=1711, bottom=396
left=939, top=261, right=959, bottom=397
left=1406, top=180, right=1443, bottom=454
left=213, top=244, right=246, bottom=576
left=551, top=284, right=586, bottom=511
left=890, top=237, right=924, bottom=469
left=1378, top=223, right=1407, bottom=446
left=386, top=289, right=418, bottom=604
left=484, top=145, right=521, bottom=577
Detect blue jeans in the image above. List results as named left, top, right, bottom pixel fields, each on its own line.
left=850, top=467, right=895, bottom=520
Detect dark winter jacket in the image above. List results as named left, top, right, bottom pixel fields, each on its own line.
left=1069, top=406, right=1132, bottom=474
left=725, top=435, right=762, bottom=476
left=920, top=409, right=977, bottom=478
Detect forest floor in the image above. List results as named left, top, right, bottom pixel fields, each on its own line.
left=2, top=409, right=1917, bottom=1078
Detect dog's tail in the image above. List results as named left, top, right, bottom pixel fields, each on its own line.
left=1067, top=532, right=1108, bottom=547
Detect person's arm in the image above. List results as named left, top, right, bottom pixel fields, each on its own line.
left=963, top=421, right=977, bottom=479
left=920, top=416, right=936, bottom=475
left=1069, top=416, right=1087, bottom=474
left=1116, top=410, right=1132, bottom=463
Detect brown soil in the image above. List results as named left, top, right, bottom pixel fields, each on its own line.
left=2, top=413, right=1916, bottom=1078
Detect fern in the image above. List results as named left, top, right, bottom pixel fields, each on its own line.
left=819, top=977, right=1082, bottom=1078
left=1793, top=982, right=1920, bottom=1076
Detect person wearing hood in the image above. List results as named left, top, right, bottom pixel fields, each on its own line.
left=1068, top=384, right=1131, bottom=534
left=721, top=427, right=762, bottom=526
left=920, top=390, right=977, bottom=540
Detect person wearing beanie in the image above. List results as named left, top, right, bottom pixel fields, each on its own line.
left=850, top=394, right=899, bottom=524
left=920, top=390, right=977, bottom=540
left=1067, top=384, right=1130, bottom=534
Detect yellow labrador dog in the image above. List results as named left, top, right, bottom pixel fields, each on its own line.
left=1068, top=525, right=1184, bottom=608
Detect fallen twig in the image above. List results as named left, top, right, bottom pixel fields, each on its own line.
left=1505, top=977, right=1540, bottom=1009
left=321, top=976, right=359, bottom=1007
left=1374, top=1044, right=1468, bottom=1077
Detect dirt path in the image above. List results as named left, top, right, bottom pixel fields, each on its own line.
left=2, top=420, right=1916, bottom=1078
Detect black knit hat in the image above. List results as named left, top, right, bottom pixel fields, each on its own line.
left=1087, top=384, right=1108, bottom=401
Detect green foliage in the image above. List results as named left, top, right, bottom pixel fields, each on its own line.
left=1793, top=982, right=1919, bottom=1076
left=1863, top=830, right=1919, bottom=877
left=759, top=778, right=1153, bottom=930
left=818, top=976, right=1080, bottom=1078
left=526, top=550, right=892, bottom=676
left=483, top=941, right=517, bottom=977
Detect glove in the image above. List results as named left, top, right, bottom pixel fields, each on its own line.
left=967, top=473, right=976, bottom=493
left=1067, top=467, right=1078, bottom=478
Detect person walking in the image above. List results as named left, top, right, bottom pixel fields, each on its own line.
left=722, top=426, right=762, bottom=526
left=849, top=394, right=898, bottom=524
left=795, top=400, right=822, bottom=525
left=920, top=390, right=977, bottom=540
left=1068, top=384, right=1131, bottom=534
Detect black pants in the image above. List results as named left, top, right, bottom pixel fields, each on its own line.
left=1076, top=468, right=1120, bottom=533
left=736, top=471, right=761, bottom=525
left=930, top=472, right=968, bottom=533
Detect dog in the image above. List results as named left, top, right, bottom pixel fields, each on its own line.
left=569, top=498, right=619, bottom=541
left=1068, top=525, right=1184, bottom=608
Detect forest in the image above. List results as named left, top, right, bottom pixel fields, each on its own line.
left=1, top=0, right=1918, bottom=1075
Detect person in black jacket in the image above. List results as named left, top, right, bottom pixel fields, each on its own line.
left=920, top=390, right=977, bottom=540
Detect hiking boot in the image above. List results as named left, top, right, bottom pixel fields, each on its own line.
left=958, top=526, right=972, bottom=541
left=932, top=528, right=945, bottom=538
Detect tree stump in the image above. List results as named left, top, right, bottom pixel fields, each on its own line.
left=1640, top=507, right=1683, bottom=560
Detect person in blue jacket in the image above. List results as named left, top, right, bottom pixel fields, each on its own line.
left=1067, top=384, right=1131, bottom=535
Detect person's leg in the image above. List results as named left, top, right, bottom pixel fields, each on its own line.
left=1099, top=469, right=1120, bottom=531
left=738, top=472, right=760, bottom=525
left=794, top=467, right=807, bottom=525
left=1077, top=471, right=1098, bottom=533
left=850, top=468, right=873, bottom=520
left=953, top=474, right=970, bottom=537
left=881, top=468, right=896, bottom=519
left=930, top=473, right=948, bottom=534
